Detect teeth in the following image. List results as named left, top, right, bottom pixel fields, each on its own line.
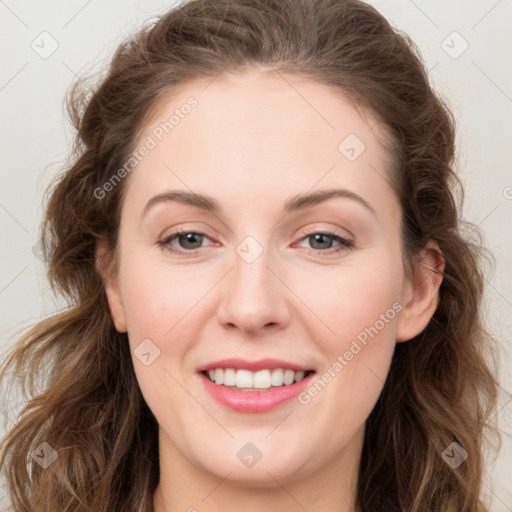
left=253, top=370, right=271, bottom=389
left=223, top=368, right=236, bottom=386
left=294, top=371, right=305, bottom=382
left=235, top=369, right=253, bottom=388
left=283, top=369, right=295, bottom=385
left=271, top=368, right=284, bottom=386
left=205, top=368, right=310, bottom=389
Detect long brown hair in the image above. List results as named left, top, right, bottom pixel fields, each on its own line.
left=0, top=0, right=501, bottom=510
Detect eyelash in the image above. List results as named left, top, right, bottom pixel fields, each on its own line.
left=157, top=229, right=354, bottom=257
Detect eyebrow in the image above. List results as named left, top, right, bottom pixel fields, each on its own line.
left=142, top=188, right=376, bottom=218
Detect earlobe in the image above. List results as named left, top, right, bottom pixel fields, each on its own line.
left=396, top=240, right=445, bottom=343
left=95, top=238, right=127, bottom=333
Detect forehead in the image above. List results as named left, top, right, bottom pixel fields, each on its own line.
left=124, top=70, right=398, bottom=219
left=139, top=70, right=393, bottom=154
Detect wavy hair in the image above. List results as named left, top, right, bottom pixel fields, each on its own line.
left=0, top=0, right=501, bottom=510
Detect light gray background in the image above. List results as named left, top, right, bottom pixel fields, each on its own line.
left=1, top=0, right=511, bottom=509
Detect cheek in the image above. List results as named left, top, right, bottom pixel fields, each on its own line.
left=117, top=259, right=202, bottom=414
left=295, top=256, right=402, bottom=345
left=117, top=254, right=218, bottom=402
left=119, top=257, right=204, bottom=345
left=292, top=257, right=402, bottom=413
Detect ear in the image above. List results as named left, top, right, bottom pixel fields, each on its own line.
left=96, top=238, right=127, bottom=333
left=396, top=240, right=445, bottom=343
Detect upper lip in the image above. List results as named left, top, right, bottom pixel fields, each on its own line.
left=197, top=358, right=314, bottom=373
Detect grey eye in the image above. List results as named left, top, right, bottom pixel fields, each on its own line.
left=175, top=232, right=205, bottom=250
left=308, top=233, right=335, bottom=250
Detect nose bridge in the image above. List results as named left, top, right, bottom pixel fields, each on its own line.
left=217, top=234, right=289, bottom=333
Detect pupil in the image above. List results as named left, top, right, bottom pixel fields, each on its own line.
left=180, top=233, right=201, bottom=249
left=312, top=233, right=331, bottom=249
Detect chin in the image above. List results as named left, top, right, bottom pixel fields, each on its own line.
left=187, top=437, right=315, bottom=488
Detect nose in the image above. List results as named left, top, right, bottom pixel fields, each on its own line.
left=216, top=242, right=291, bottom=336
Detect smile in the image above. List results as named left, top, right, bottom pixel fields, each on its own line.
left=203, top=368, right=313, bottom=389
left=197, top=358, right=316, bottom=413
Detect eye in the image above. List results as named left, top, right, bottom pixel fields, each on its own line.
left=295, top=231, right=354, bottom=254
left=157, top=229, right=354, bottom=257
left=158, top=230, right=213, bottom=255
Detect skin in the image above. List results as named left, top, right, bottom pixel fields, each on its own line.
left=97, top=68, right=444, bottom=512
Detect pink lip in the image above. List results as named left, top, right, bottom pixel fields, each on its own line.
left=198, top=371, right=315, bottom=413
left=196, top=358, right=313, bottom=372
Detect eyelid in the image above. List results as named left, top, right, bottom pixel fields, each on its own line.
left=293, top=228, right=354, bottom=254
left=158, top=226, right=354, bottom=257
left=294, top=225, right=353, bottom=244
left=159, top=228, right=214, bottom=249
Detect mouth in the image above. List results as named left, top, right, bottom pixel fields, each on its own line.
left=201, top=367, right=315, bottom=390
left=196, top=359, right=316, bottom=413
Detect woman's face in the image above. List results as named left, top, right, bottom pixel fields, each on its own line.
left=102, top=70, right=439, bottom=487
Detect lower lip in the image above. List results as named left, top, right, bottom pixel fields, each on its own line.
left=199, top=372, right=315, bottom=413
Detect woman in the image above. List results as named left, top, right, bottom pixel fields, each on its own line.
left=0, top=0, right=501, bottom=510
